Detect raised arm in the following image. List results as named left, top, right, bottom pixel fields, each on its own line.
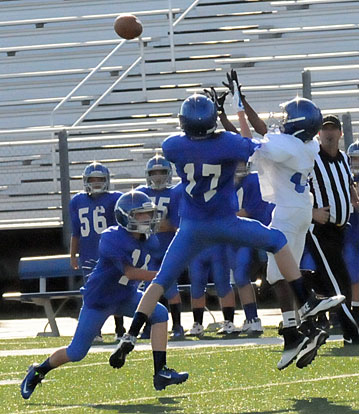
left=204, top=86, right=251, bottom=137
left=218, top=111, right=239, bottom=134
left=242, top=98, right=268, bottom=136
left=224, top=69, right=267, bottom=137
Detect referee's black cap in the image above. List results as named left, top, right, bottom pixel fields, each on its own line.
left=322, top=114, right=341, bottom=130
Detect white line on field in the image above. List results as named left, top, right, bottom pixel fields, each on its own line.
left=0, top=343, right=282, bottom=379
left=0, top=336, right=287, bottom=357
left=12, top=372, right=359, bottom=414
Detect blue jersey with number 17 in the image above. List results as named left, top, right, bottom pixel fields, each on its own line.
left=162, top=131, right=259, bottom=220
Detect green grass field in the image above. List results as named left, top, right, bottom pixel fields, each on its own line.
left=1, top=333, right=359, bottom=414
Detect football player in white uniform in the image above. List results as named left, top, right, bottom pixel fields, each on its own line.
left=220, top=70, right=333, bottom=370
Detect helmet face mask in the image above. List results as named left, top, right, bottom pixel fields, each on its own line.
left=87, top=176, right=107, bottom=194
left=145, top=155, right=172, bottom=189
left=347, top=141, right=359, bottom=176
left=280, top=97, right=323, bottom=142
left=83, top=162, right=110, bottom=194
left=179, top=94, right=217, bottom=140
left=115, top=191, right=160, bottom=235
left=266, top=112, right=285, bottom=134
left=126, top=208, right=158, bottom=234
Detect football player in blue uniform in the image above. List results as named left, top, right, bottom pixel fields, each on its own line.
left=207, top=86, right=265, bottom=335
left=20, top=191, right=188, bottom=400
left=227, top=162, right=275, bottom=335
left=110, top=94, right=344, bottom=374
left=69, top=162, right=124, bottom=341
left=344, top=141, right=359, bottom=324
left=187, top=244, right=237, bottom=336
left=136, top=155, right=184, bottom=339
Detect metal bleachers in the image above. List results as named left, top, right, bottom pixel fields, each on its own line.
left=0, top=0, right=358, bottom=228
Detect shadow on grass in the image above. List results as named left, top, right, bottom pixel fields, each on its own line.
left=25, top=396, right=359, bottom=414
left=91, top=403, right=181, bottom=413
left=292, top=397, right=359, bottom=413
left=220, top=397, right=359, bottom=414
left=321, top=345, right=359, bottom=357
left=91, top=396, right=187, bottom=413
left=27, top=396, right=187, bottom=413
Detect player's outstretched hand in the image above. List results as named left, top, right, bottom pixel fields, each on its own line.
left=222, top=69, right=245, bottom=112
left=204, top=87, right=228, bottom=114
left=223, top=69, right=245, bottom=98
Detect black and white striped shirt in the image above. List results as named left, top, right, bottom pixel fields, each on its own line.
left=309, top=147, right=353, bottom=227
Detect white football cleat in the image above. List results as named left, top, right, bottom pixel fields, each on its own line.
left=299, top=292, right=345, bottom=320
left=239, top=317, right=264, bottom=335
left=216, top=320, right=240, bottom=334
left=185, top=322, right=204, bottom=336
left=93, top=335, right=104, bottom=344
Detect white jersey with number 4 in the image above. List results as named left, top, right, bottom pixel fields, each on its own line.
left=250, top=131, right=320, bottom=209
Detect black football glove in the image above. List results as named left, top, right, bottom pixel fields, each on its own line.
left=222, top=69, right=245, bottom=112
left=222, top=69, right=245, bottom=99
left=203, top=87, right=228, bottom=114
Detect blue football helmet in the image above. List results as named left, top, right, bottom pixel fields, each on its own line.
left=347, top=140, right=359, bottom=175
left=83, top=162, right=110, bottom=194
left=281, top=97, right=322, bottom=142
left=115, top=191, right=160, bottom=235
left=179, top=94, right=217, bottom=139
left=145, top=155, right=172, bottom=190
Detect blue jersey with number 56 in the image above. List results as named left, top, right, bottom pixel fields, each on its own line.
left=69, top=191, right=122, bottom=266
left=162, top=131, right=259, bottom=219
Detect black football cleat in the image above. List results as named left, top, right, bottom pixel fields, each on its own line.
left=153, top=366, right=189, bottom=391
left=277, top=327, right=309, bottom=370
left=21, top=364, right=44, bottom=400
left=299, top=292, right=345, bottom=320
left=109, top=333, right=136, bottom=369
left=296, top=328, right=329, bottom=369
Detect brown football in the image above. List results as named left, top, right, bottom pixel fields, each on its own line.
left=114, top=15, right=143, bottom=40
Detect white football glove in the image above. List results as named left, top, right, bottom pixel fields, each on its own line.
left=233, top=86, right=245, bottom=112
left=223, top=69, right=245, bottom=113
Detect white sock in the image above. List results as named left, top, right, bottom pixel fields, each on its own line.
left=282, top=311, right=297, bottom=328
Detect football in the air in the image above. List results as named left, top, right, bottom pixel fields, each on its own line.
left=114, top=14, right=143, bottom=40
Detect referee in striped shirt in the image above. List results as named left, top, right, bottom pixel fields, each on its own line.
left=307, top=114, right=359, bottom=345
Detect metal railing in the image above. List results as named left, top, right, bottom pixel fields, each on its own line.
left=168, top=0, right=201, bottom=70
left=49, top=39, right=127, bottom=129
left=49, top=1, right=201, bottom=128
left=72, top=49, right=145, bottom=127
left=48, top=38, right=146, bottom=190
left=46, top=2, right=201, bottom=190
